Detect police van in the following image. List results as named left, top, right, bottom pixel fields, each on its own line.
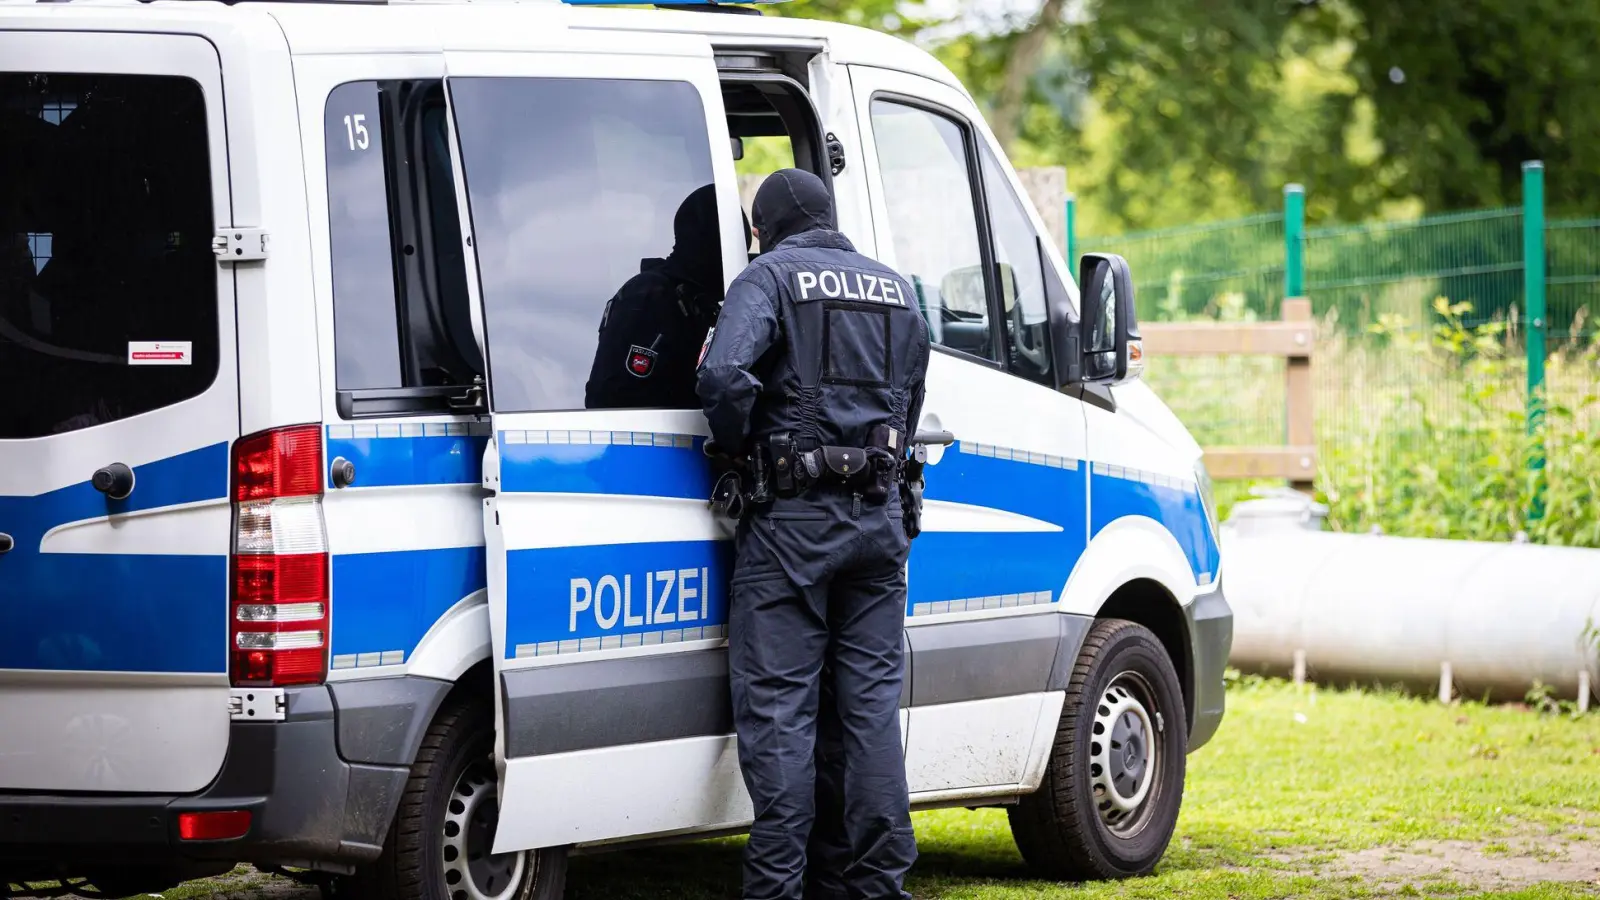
left=0, top=0, right=1232, bottom=895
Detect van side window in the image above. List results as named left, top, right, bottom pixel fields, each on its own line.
left=0, top=72, right=218, bottom=438
left=979, top=143, right=1054, bottom=386
left=867, top=100, right=995, bottom=363
left=450, top=77, right=716, bottom=413
left=325, top=82, right=403, bottom=390
left=323, top=80, right=482, bottom=415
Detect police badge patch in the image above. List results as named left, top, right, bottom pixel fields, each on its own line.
left=626, top=345, right=658, bottom=379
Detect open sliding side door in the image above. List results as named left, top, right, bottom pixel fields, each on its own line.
left=441, top=30, right=753, bottom=852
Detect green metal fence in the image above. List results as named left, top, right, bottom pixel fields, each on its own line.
left=1070, top=162, right=1599, bottom=534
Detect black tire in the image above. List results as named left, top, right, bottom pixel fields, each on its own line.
left=1008, top=618, right=1187, bottom=880
left=343, top=695, right=567, bottom=900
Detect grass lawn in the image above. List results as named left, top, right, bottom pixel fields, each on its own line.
left=86, top=678, right=1600, bottom=900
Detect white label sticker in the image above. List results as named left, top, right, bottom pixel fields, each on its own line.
left=128, top=341, right=193, bottom=366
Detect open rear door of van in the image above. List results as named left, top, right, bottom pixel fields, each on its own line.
left=0, top=31, right=238, bottom=793
left=439, top=24, right=754, bottom=851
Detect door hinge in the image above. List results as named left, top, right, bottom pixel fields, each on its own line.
left=214, top=228, right=269, bottom=263
left=230, top=687, right=287, bottom=721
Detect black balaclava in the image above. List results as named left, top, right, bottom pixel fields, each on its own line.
left=752, top=168, right=834, bottom=255
left=663, top=183, right=749, bottom=291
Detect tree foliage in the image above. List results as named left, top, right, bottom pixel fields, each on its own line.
left=783, top=0, right=1600, bottom=234
left=1339, top=0, right=1600, bottom=214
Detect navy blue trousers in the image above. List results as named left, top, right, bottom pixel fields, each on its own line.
left=729, top=505, right=916, bottom=900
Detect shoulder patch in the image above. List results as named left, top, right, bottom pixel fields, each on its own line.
left=626, top=344, right=658, bottom=379
left=697, top=327, right=716, bottom=368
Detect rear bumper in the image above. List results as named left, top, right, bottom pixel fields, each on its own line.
left=0, top=685, right=408, bottom=875
left=1184, top=581, right=1234, bottom=751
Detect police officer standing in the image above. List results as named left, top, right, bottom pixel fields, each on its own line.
left=585, top=183, right=745, bottom=410
left=697, top=169, right=931, bottom=900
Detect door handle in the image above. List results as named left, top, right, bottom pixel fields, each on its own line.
left=92, top=463, right=136, bottom=500
left=0, top=533, right=12, bottom=555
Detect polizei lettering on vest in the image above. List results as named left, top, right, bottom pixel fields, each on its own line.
left=794, top=269, right=905, bottom=305
left=568, top=567, right=710, bottom=633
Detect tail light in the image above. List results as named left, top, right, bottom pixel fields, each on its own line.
left=229, top=425, right=329, bottom=686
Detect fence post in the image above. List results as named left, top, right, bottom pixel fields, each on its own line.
left=1282, top=184, right=1312, bottom=495
left=1065, top=193, right=1077, bottom=272
left=1283, top=298, right=1315, bottom=495
left=1284, top=184, right=1305, bottom=301
left=1523, top=161, right=1547, bottom=523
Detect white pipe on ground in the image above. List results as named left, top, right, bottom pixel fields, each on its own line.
left=1221, top=504, right=1600, bottom=701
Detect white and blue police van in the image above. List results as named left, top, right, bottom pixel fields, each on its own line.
left=0, top=0, right=1232, bottom=895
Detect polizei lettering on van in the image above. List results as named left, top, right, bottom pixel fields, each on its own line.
left=569, top=567, right=710, bottom=631
left=794, top=269, right=905, bottom=305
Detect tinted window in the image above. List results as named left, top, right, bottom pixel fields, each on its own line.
left=0, top=73, right=218, bottom=438
left=323, top=81, right=481, bottom=408
left=325, top=81, right=403, bottom=390
left=451, top=78, right=716, bottom=413
left=868, top=100, right=994, bottom=361
left=980, top=144, right=1054, bottom=386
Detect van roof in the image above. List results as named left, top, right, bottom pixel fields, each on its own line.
left=2, top=0, right=965, bottom=95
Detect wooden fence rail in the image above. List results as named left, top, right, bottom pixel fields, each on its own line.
left=1141, top=299, right=1316, bottom=490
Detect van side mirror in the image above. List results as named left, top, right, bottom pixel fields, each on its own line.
left=1076, top=253, right=1143, bottom=385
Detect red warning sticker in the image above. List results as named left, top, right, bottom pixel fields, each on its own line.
left=128, top=341, right=193, bottom=366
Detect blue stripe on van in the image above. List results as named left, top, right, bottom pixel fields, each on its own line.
left=907, top=443, right=1088, bottom=610
left=317, top=428, right=1219, bottom=664
left=0, top=442, right=230, bottom=673
left=331, top=546, right=487, bottom=662
left=327, top=432, right=488, bottom=488
left=498, top=433, right=714, bottom=499
left=1089, top=471, right=1220, bottom=582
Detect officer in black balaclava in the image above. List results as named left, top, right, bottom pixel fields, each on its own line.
left=697, top=169, right=931, bottom=900
left=585, top=184, right=747, bottom=410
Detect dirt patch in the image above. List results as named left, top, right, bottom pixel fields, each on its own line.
left=1278, top=832, right=1600, bottom=892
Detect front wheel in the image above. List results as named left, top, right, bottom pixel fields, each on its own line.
left=346, top=695, right=567, bottom=900
left=1008, top=618, right=1187, bottom=880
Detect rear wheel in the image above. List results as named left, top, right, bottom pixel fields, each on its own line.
left=346, top=695, right=566, bottom=900
left=1008, top=618, right=1186, bottom=880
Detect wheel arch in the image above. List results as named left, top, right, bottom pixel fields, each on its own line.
left=1096, top=578, right=1194, bottom=738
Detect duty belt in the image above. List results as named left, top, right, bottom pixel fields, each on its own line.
left=707, top=426, right=935, bottom=526
left=761, top=426, right=903, bottom=502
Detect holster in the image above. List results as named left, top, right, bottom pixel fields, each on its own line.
left=769, top=432, right=797, bottom=497
left=900, top=456, right=926, bottom=539
left=708, top=469, right=747, bottom=521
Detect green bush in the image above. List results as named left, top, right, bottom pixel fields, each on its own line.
left=1145, top=298, right=1600, bottom=545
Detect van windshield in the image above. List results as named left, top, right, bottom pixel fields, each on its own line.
left=0, top=72, right=218, bottom=438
